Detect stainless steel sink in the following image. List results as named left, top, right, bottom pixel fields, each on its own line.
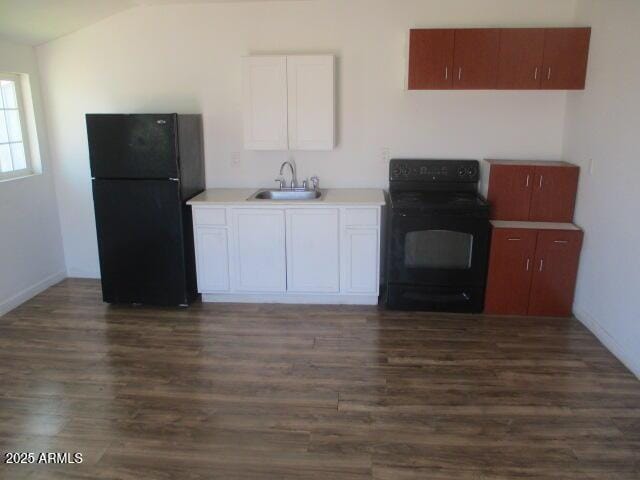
left=248, top=189, right=324, bottom=201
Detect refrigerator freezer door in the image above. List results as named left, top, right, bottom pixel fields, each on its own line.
left=92, top=179, right=190, bottom=305
left=87, top=114, right=179, bottom=179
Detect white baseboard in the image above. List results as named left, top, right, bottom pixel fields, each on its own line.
left=574, top=306, right=640, bottom=379
left=202, top=293, right=379, bottom=305
left=66, top=268, right=100, bottom=279
left=0, top=271, right=66, bottom=317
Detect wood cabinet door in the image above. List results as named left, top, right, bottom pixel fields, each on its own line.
left=529, top=166, right=579, bottom=222
left=487, top=164, right=535, bottom=220
left=497, top=29, right=545, bottom=89
left=408, top=29, right=454, bottom=89
left=287, top=55, right=335, bottom=151
left=484, top=228, right=537, bottom=315
left=453, top=29, right=500, bottom=89
left=541, top=28, right=591, bottom=90
left=232, top=209, right=287, bottom=292
left=286, top=209, right=340, bottom=293
left=528, top=230, right=583, bottom=317
left=242, top=56, right=288, bottom=150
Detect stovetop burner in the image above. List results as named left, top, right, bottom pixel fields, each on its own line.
left=388, top=159, right=488, bottom=214
left=390, top=190, right=489, bottom=213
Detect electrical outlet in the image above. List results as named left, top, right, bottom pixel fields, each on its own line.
left=381, top=147, right=391, bottom=165
left=230, top=152, right=241, bottom=167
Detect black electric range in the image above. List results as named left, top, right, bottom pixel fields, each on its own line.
left=385, top=159, right=490, bottom=313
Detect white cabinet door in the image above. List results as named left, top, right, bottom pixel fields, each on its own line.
left=286, top=209, right=339, bottom=293
left=195, top=227, right=230, bottom=292
left=233, top=209, right=286, bottom=292
left=343, top=228, right=379, bottom=294
left=287, top=55, right=335, bottom=151
left=242, top=56, right=288, bottom=150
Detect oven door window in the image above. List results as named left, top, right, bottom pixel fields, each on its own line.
left=404, top=230, right=473, bottom=269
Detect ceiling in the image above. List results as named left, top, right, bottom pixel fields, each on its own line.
left=0, top=0, right=302, bottom=46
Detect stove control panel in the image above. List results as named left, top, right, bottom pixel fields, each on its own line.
left=390, top=159, right=479, bottom=183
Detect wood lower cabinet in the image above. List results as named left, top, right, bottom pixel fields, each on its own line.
left=487, top=160, right=579, bottom=222
left=487, top=163, right=535, bottom=220
left=484, top=223, right=583, bottom=317
left=485, top=228, right=538, bottom=315
left=528, top=230, right=583, bottom=316
left=528, top=165, right=580, bottom=222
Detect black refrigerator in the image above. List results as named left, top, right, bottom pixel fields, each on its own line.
left=86, top=114, right=205, bottom=306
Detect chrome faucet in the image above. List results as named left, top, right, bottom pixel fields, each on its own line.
left=279, top=160, right=298, bottom=189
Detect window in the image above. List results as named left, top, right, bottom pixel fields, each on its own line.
left=0, top=74, right=32, bottom=180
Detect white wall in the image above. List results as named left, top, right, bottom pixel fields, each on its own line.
left=37, top=0, right=578, bottom=277
left=564, top=0, right=640, bottom=377
left=0, top=39, right=65, bottom=316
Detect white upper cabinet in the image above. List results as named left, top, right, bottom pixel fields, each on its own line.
left=287, top=55, right=335, bottom=150
left=242, top=55, right=335, bottom=151
left=242, top=56, right=289, bottom=150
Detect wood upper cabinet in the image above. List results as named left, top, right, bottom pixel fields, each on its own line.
left=484, top=224, right=583, bottom=317
left=542, top=28, right=591, bottom=90
left=497, top=29, right=546, bottom=89
left=529, top=165, right=580, bottom=222
left=528, top=230, right=583, bottom=317
left=487, top=160, right=579, bottom=222
left=408, top=27, right=590, bottom=90
left=485, top=228, right=538, bottom=315
left=453, top=29, right=500, bottom=89
left=408, top=29, right=454, bottom=89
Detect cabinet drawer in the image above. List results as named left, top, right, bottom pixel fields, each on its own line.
left=193, top=208, right=227, bottom=226
left=344, top=208, right=378, bottom=227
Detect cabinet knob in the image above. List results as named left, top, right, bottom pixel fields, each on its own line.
left=539, top=259, right=544, bottom=272
left=547, top=67, right=552, bottom=80
left=445, top=66, right=448, bottom=80
left=458, top=67, right=462, bottom=81
left=534, top=67, right=539, bottom=80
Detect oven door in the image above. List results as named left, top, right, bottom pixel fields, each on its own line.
left=388, top=211, right=490, bottom=287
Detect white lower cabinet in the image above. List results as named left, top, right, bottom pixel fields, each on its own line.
left=286, top=209, right=339, bottom=293
left=233, top=209, right=287, bottom=292
left=342, top=228, right=379, bottom=294
left=192, top=205, right=381, bottom=304
left=194, top=227, right=229, bottom=292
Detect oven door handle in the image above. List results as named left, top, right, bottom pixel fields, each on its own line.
left=402, top=291, right=471, bottom=303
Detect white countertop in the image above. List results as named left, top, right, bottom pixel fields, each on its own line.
left=187, top=188, right=386, bottom=206
left=491, top=220, right=581, bottom=231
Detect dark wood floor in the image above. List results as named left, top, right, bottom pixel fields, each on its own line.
left=0, top=279, right=639, bottom=479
